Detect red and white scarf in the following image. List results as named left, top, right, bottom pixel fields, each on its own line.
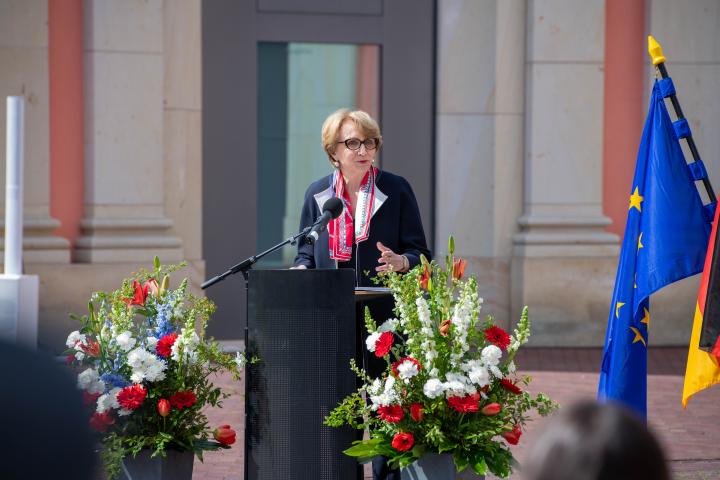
left=328, top=167, right=377, bottom=261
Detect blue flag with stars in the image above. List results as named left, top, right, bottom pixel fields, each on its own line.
left=598, top=80, right=712, bottom=418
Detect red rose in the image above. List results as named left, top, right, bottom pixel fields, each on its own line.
left=156, top=333, right=179, bottom=358
left=452, top=258, right=467, bottom=280
left=89, top=412, right=114, bottom=432
left=500, top=379, right=522, bottom=395
left=501, top=425, right=522, bottom=445
left=157, top=399, right=171, bottom=417
left=391, top=432, right=414, bottom=452
left=123, top=280, right=149, bottom=306
left=447, top=393, right=480, bottom=413
left=481, top=402, right=502, bottom=416
left=391, top=357, right=422, bottom=377
left=410, top=403, right=424, bottom=422
left=439, top=319, right=452, bottom=336
left=377, top=405, right=404, bottom=423
left=419, top=265, right=431, bottom=290
left=374, top=332, right=394, bottom=357
left=170, top=390, right=197, bottom=410
left=117, top=384, right=147, bottom=410
left=213, top=424, right=236, bottom=445
left=484, top=326, right=511, bottom=350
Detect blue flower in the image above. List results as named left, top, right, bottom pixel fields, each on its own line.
left=100, top=373, right=130, bottom=388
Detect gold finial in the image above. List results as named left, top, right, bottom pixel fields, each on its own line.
left=648, top=35, right=666, bottom=65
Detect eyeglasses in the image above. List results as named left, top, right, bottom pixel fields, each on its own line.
left=337, top=138, right=379, bottom=151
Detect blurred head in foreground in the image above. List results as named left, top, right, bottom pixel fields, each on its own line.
left=523, top=400, right=669, bottom=480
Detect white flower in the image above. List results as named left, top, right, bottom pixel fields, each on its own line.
left=146, top=337, right=158, bottom=349
left=507, top=361, right=516, bottom=374
left=171, top=329, right=201, bottom=363
left=96, top=387, right=121, bottom=413
left=118, top=408, right=133, bottom=417
left=368, top=378, right=382, bottom=395
left=127, top=347, right=167, bottom=383
left=116, top=331, right=137, bottom=352
left=468, top=366, right=490, bottom=387
left=444, top=372, right=477, bottom=396
left=397, top=360, right=420, bottom=381
left=235, top=352, right=247, bottom=369
left=378, top=318, right=399, bottom=333
left=416, top=297, right=431, bottom=326
left=66, top=331, right=86, bottom=348
left=423, top=378, right=445, bottom=399
left=365, top=332, right=381, bottom=352
left=481, top=345, right=502, bottom=366
left=369, top=377, right=399, bottom=409
left=77, top=368, right=105, bottom=395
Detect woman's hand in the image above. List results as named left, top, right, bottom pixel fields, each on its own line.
left=376, top=242, right=409, bottom=273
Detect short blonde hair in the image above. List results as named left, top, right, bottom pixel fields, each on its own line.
left=321, top=109, right=383, bottom=166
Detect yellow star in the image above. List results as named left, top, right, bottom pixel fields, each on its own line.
left=616, top=301, right=625, bottom=319
left=640, top=307, right=650, bottom=326
left=630, top=326, right=647, bottom=347
left=637, top=232, right=644, bottom=251
left=629, top=187, right=644, bottom=212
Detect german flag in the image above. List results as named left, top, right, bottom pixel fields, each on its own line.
left=683, top=202, right=720, bottom=407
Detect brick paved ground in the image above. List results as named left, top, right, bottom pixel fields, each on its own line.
left=191, top=347, right=720, bottom=480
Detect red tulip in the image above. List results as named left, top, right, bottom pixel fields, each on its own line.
left=157, top=399, right=170, bottom=417
left=502, top=425, right=522, bottom=445
left=481, top=402, right=502, bottom=416
left=214, top=425, right=236, bottom=445
left=452, top=258, right=467, bottom=280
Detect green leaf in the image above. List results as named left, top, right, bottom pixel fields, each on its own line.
left=343, top=439, right=384, bottom=458
left=154, top=255, right=161, bottom=271
left=448, top=235, right=455, bottom=256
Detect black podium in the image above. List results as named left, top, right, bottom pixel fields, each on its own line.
left=246, top=269, right=359, bottom=480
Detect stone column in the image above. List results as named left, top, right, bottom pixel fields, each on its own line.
left=511, top=0, right=619, bottom=345
left=163, top=0, right=202, bottom=282
left=0, top=0, right=70, bottom=264
left=435, top=0, right=526, bottom=327
left=76, top=0, right=182, bottom=263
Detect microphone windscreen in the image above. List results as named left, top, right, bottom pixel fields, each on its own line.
left=323, top=197, right=344, bottom=219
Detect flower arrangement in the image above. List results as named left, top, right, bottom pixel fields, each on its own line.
left=324, top=238, right=556, bottom=478
left=65, top=258, right=247, bottom=479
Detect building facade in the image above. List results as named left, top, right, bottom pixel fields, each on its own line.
left=0, top=0, right=718, bottom=352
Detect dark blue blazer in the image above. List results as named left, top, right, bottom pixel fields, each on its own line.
left=294, top=169, right=431, bottom=286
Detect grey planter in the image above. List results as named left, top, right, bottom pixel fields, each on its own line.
left=401, top=453, right=485, bottom=480
left=120, top=449, right=194, bottom=480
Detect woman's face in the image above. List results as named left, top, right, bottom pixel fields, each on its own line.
left=333, top=120, right=375, bottom=179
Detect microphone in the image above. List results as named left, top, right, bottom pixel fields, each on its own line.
left=306, top=197, right=344, bottom=245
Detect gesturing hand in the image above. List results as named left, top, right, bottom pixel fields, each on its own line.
left=376, top=242, right=409, bottom=273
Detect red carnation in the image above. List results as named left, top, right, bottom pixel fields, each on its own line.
left=374, top=332, right=394, bottom=357
left=500, top=379, right=522, bottom=395
left=89, top=412, right=114, bottom=432
left=410, top=403, right=424, bottom=422
left=378, top=404, right=404, bottom=423
left=447, top=393, right=480, bottom=413
left=501, top=425, right=522, bottom=445
left=481, top=402, right=502, bottom=416
left=156, top=333, right=179, bottom=358
left=170, top=390, right=197, bottom=410
left=117, top=384, right=147, bottom=410
left=391, top=432, right=414, bottom=452
left=391, top=357, right=422, bottom=377
left=484, top=326, right=511, bottom=350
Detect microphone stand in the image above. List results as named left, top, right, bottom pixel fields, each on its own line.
left=201, top=225, right=312, bottom=289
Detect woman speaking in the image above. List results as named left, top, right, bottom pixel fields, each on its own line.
left=293, top=109, right=430, bottom=480
left=293, top=109, right=430, bottom=283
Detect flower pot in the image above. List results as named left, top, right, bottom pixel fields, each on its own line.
left=120, top=449, right=194, bottom=480
left=401, top=453, right=485, bottom=480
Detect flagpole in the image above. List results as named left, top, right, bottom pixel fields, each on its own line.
left=648, top=36, right=716, bottom=202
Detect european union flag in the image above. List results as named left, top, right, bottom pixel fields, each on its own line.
left=598, top=80, right=712, bottom=417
